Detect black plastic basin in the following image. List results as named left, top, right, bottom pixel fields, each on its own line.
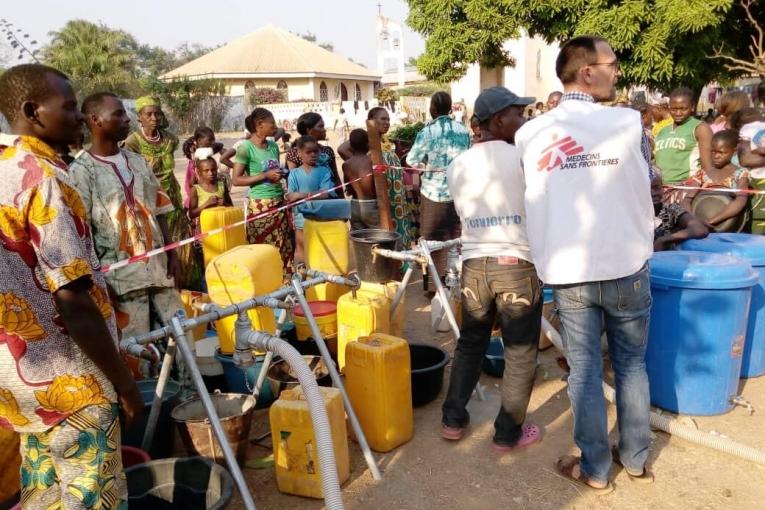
left=409, top=343, right=450, bottom=407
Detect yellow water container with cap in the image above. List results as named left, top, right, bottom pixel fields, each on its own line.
left=355, top=281, right=406, bottom=338
left=304, top=219, right=349, bottom=275
left=270, top=386, right=349, bottom=499
left=206, top=245, right=282, bottom=354
left=336, top=291, right=390, bottom=370
left=200, top=206, right=247, bottom=268
left=345, top=333, right=413, bottom=452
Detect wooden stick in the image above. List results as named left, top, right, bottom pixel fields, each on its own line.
left=366, top=118, right=394, bottom=231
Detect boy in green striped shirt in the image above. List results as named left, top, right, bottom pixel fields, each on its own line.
left=655, top=87, right=713, bottom=185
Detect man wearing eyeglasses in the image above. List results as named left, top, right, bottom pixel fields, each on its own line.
left=515, top=36, right=654, bottom=494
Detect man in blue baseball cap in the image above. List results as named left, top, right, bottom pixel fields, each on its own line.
left=441, top=86, right=543, bottom=454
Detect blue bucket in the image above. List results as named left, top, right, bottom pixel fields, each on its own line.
left=682, top=234, right=765, bottom=377
left=122, top=379, right=181, bottom=459
left=482, top=337, right=504, bottom=377
left=647, top=251, right=757, bottom=415
left=214, top=349, right=274, bottom=408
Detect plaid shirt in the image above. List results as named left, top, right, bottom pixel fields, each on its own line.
left=561, top=91, right=653, bottom=167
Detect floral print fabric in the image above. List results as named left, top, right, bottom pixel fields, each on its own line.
left=20, top=403, right=126, bottom=509
left=0, top=135, right=117, bottom=434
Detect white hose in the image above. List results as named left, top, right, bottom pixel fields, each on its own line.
left=541, top=316, right=765, bottom=467
left=246, top=331, right=345, bottom=510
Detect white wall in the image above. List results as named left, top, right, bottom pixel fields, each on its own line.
left=450, top=63, right=482, bottom=115
left=451, top=33, right=561, bottom=116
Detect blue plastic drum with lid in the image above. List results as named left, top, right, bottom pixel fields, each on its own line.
left=682, top=233, right=765, bottom=377
left=647, top=251, right=757, bottom=415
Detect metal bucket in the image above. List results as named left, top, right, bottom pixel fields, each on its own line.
left=350, top=229, right=402, bottom=282
left=266, top=355, right=333, bottom=398
left=171, top=393, right=256, bottom=467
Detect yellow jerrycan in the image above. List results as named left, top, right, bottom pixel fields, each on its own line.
left=270, top=386, right=350, bottom=499
left=354, top=281, right=406, bottom=338
left=304, top=219, right=350, bottom=275
left=206, top=245, right=282, bottom=354
left=336, top=291, right=390, bottom=371
left=345, top=333, right=413, bottom=452
left=199, top=206, right=247, bottom=268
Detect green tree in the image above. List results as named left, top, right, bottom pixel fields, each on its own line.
left=711, top=0, right=765, bottom=79
left=41, top=20, right=140, bottom=97
left=173, top=42, right=215, bottom=67
left=406, top=0, right=765, bottom=92
left=131, top=43, right=178, bottom=76
left=143, top=75, right=231, bottom=133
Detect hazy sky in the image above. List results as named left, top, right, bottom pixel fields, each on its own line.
left=3, top=0, right=425, bottom=69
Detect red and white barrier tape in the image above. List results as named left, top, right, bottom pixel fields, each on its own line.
left=100, top=166, right=387, bottom=273
left=99, top=175, right=765, bottom=273
left=373, top=164, right=446, bottom=173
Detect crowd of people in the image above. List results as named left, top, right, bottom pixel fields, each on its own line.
left=441, top=34, right=765, bottom=496
left=0, top=30, right=764, bottom=507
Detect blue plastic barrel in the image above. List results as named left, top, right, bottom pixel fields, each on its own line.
left=647, top=251, right=757, bottom=415
left=682, top=234, right=765, bottom=377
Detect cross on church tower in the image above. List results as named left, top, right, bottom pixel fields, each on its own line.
left=377, top=1, right=383, bottom=16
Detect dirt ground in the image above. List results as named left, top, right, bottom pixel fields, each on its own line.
left=171, top=132, right=765, bottom=510
left=221, top=273, right=765, bottom=510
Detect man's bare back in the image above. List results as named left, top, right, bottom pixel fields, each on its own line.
left=342, top=153, right=376, bottom=199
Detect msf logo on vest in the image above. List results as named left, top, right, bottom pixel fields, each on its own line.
left=537, top=134, right=620, bottom=172
left=537, top=135, right=584, bottom=172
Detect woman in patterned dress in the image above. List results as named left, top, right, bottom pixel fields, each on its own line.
left=367, top=106, right=416, bottom=249
left=124, top=96, right=201, bottom=289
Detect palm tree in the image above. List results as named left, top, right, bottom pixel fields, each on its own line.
left=41, top=20, right=140, bottom=97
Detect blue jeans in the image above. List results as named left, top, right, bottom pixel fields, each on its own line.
left=553, top=264, right=652, bottom=483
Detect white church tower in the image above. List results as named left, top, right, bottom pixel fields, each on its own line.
left=376, top=3, right=405, bottom=87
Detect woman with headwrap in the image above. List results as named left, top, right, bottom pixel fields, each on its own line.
left=125, top=96, right=201, bottom=289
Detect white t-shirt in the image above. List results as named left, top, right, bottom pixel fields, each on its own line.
left=515, top=100, right=653, bottom=285
left=446, top=140, right=532, bottom=263
left=99, top=152, right=133, bottom=184
left=740, top=121, right=765, bottom=178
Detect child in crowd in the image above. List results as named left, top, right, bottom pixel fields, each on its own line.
left=736, top=108, right=765, bottom=233
left=286, top=135, right=336, bottom=263
left=219, top=129, right=250, bottom=170
left=188, top=156, right=233, bottom=219
left=342, top=128, right=380, bottom=230
left=681, top=130, right=750, bottom=229
left=182, top=126, right=225, bottom=206
left=279, top=131, right=292, bottom=162
left=652, top=170, right=709, bottom=251
left=188, top=156, right=233, bottom=288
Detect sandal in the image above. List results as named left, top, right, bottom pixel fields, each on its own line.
left=441, top=424, right=466, bottom=441
left=491, top=423, right=542, bottom=453
left=555, top=455, right=614, bottom=495
left=611, top=445, right=654, bottom=484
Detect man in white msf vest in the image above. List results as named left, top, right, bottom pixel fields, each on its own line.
left=515, top=35, right=654, bottom=493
